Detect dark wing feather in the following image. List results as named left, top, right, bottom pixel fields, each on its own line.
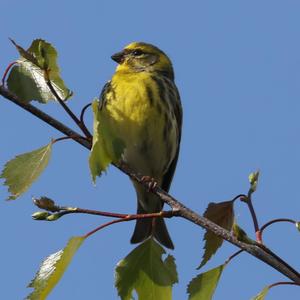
left=98, top=80, right=111, bottom=110
left=161, top=85, right=183, bottom=192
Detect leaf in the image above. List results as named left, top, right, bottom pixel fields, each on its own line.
left=89, top=100, right=125, bottom=182
left=187, top=264, right=225, bottom=300
left=232, top=223, right=256, bottom=245
left=7, top=39, right=71, bottom=103
left=115, top=238, right=178, bottom=300
left=248, top=170, right=260, bottom=194
left=0, top=142, right=52, bottom=200
left=198, top=201, right=234, bottom=268
left=26, top=236, right=85, bottom=300
left=251, top=286, right=270, bottom=300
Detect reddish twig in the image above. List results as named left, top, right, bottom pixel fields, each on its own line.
left=83, top=210, right=174, bottom=238
left=2, top=61, right=17, bottom=85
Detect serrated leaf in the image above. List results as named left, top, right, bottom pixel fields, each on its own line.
left=7, top=39, right=71, bottom=103
left=89, top=100, right=125, bottom=182
left=0, top=142, right=52, bottom=200
left=26, top=236, right=85, bottom=300
left=198, top=201, right=234, bottom=268
left=115, top=238, right=178, bottom=300
left=187, top=264, right=225, bottom=300
left=251, top=286, right=270, bottom=300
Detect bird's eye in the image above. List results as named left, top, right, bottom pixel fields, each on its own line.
left=132, top=49, right=143, bottom=56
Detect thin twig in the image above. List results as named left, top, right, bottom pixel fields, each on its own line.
left=83, top=210, right=174, bottom=238
left=268, top=281, right=300, bottom=289
left=45, top=75, right=92, bottom=139
left=225, top=249, right=244, bottom=264
left=80, top=102, right=92, bottom=127
left=260, top=218, right=296, bottom=235
left=241, top=194, right=261, bottom=243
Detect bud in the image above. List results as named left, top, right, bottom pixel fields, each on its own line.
left=296, top=222, right=300, bottom=232
left=33, top=196, right=60, bottom=212
left=46, top=213, right=62, bottom=221
left=32, top=211, right=51, bottom=220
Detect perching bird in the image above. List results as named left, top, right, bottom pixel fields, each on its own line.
left=98, top=42, right=182, bottom=249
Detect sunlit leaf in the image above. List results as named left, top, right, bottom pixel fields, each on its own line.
left=187, top=264, right=225, bottom=300
left=115, top=238, right=178, bottom=300
left=7, top=39, right=71, bottom=103
left=0, top=142, right=52, bottom=200
left=26, top=236, right=85, bottom=300
left=198, top=201, right=234, bottom=268
left=89, top=99, right=125, bottom=182
left=251, top=286, right=270, bottom=300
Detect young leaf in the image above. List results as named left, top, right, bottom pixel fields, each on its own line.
left=251, top=286, right=270, bottom=300
left=248, top=170, right=260, bottom=195
left=198, top=201, right=234, bottom=268
left=187, top=264, right=225, bottom=300
left=115, top=238, right=178, bottom=300
left=26, top=236, right=85, bottom=300
left=232, top=223, right=256, bottom=245
left=89, top=100, right=125, bottom=182
left=0, top=142, right=52, bottom=200
left=7, top=39, right=71, bottom=103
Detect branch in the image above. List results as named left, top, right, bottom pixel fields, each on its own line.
left=1, top=85, right=300, bottom=284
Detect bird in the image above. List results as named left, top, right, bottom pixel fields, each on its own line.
left=98, top=42, right=182, bottom=249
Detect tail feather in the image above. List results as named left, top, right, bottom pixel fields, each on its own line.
left=130, top=200, right=174, bottom=249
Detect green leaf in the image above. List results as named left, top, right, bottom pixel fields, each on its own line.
left=187, top=264, right=225, bottom=300
left=26, top=236, right=85, bottom=300
left=89, top=100, right=125, bottom=182
left=115, top=238, right=178, bottom=300
left=0, top=142, right=52, bottom=200
left=251, top=286, right=270, bottom=300
left=232, top=223, right=256, bottom=245
left=198, top=201, right=234, bottom=268
left=248, top=170, right=260, bottom=194
left=7, top=39, right=71, bottom=103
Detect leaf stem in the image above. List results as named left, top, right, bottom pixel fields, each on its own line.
left=1, top=61, right=17, bottom=85
left=260, top=218, right=296, bottom=236
left=225, top=250, right=243, bottom=264
left=45, top=74, right=92, bottom=139
left=268, top=281, right=300, bottom=289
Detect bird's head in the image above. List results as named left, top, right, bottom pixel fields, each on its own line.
left=111, top=42, right=174, bottom=80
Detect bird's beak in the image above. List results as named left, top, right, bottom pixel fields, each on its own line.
left=111, top=51, right=125, bottom=64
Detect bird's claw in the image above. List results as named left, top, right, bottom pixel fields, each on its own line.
left=141, top=176, right=158, bottom=192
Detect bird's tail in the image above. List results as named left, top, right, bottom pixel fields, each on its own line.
left=130, top=199, right=174, bottom=249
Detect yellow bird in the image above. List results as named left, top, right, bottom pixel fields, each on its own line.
left=98, top=42, right=182, bottom=249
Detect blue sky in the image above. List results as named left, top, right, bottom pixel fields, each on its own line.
left=1, top=1, right=300, bottom=299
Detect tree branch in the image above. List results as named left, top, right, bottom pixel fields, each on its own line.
left=1, top=85, right=300, bottom=284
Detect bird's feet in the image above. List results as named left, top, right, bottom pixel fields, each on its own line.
left=141, top=176, right=158, bottom=192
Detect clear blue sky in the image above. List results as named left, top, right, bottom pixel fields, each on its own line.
left=1, top=1, right=300, bottom=299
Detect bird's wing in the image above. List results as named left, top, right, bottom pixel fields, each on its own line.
left=161, top=86, right=183, bottom=193
left=98, top=80, right=112, bottom=110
